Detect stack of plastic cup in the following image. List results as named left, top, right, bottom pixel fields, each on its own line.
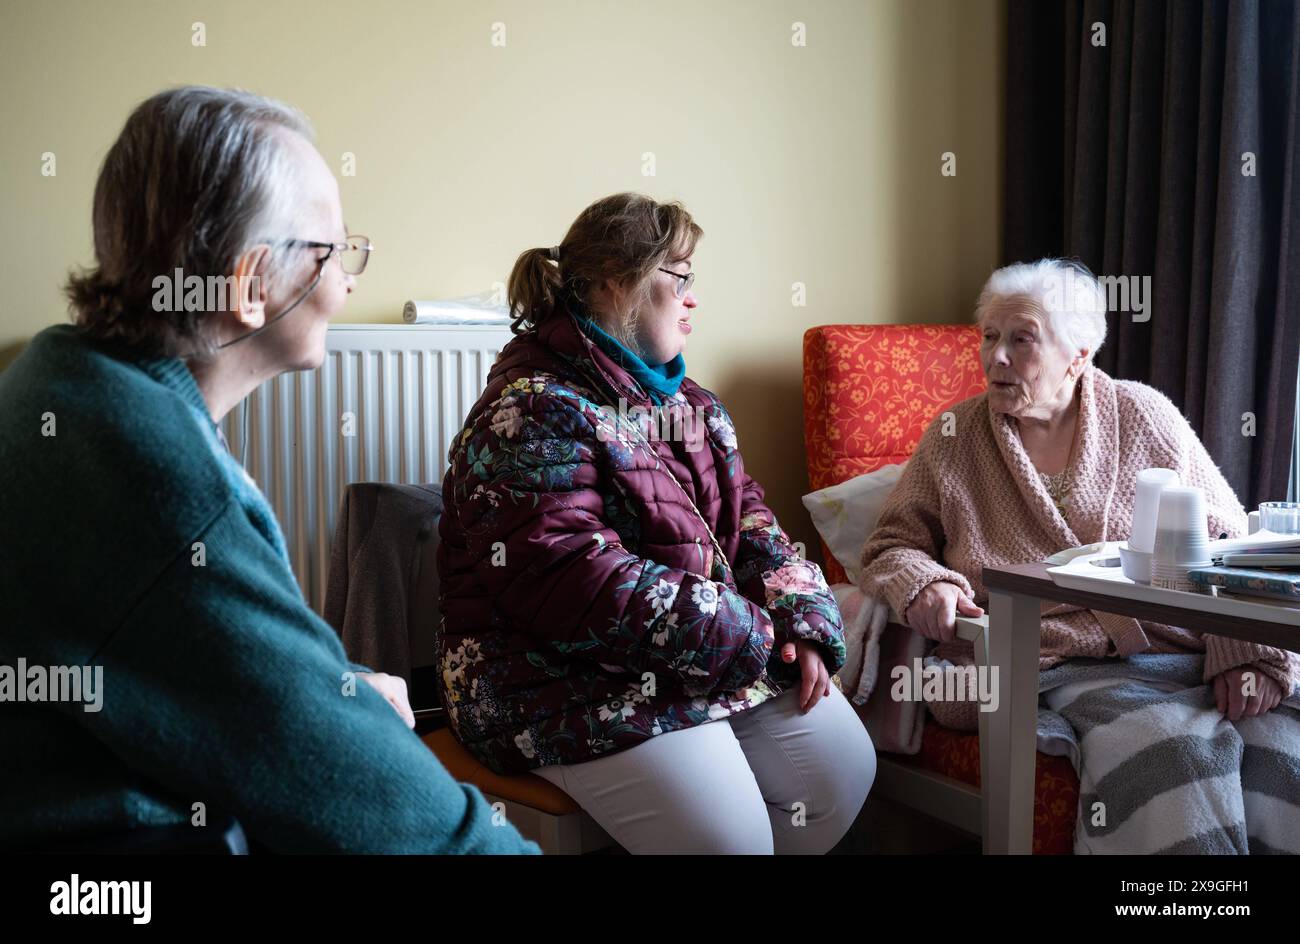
left=1131, top=468, right=1180, bottom=552
left=1120, top=468, right=1180, bottom=584
left=1149, top=485, right=1211, bottom=591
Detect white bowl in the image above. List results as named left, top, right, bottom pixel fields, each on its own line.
left=1118, top=544, right=1152, bottom=584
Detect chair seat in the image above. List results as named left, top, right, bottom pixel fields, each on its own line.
left=421, top=728, right=581, bottom=817
left=894, top=724, right=1079, bottom=854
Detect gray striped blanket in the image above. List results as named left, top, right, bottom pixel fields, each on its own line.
left=1036, top=655, right=1300, bottom=854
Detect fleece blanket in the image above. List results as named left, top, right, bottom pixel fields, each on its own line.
left=1036, top=654, right=1300, bottom=854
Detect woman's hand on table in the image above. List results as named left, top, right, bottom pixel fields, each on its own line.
left=1213, top=665, right=1285, bottom=721
left=781, top=640, right=831, bottom=713
left=904, top=581, right=984, bottom=642
left=359, top=671, right=416, bottom=728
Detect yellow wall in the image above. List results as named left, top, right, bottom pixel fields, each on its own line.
left=0, top=0, right=1003, bottom=561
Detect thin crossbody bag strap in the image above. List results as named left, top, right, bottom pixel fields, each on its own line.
left=574, top=368, right=734, bottom=584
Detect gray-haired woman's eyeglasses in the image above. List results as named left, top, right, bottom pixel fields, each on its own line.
left=286, top=234, right=373, bottom=275
left=658, top=267, right=694, bottom=299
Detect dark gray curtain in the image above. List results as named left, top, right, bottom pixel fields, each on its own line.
left=1006, top=0, right=1300, bottom=508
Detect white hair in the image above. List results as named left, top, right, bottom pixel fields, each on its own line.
left=974, top=259, right=1108, bottom=365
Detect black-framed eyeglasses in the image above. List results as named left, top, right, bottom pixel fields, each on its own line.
left=285, top=234, right=373, bottom=275
left=658, top=267, right=695, bottom=299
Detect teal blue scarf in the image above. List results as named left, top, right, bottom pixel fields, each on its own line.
left=576, top=315, right=686, bottom=404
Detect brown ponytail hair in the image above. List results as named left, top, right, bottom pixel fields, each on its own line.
left=506, top=192, right=702, bottom=350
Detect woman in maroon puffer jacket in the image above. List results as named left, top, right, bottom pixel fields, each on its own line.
left=437, top=193, right=875, bottom=853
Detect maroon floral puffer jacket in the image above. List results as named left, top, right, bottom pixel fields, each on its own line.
left=436, top=309, right=845, bottom=775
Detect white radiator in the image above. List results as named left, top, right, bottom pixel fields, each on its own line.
left=220, top=323, right=514, bottom=613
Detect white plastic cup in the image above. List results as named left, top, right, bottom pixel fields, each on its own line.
left=1150, top=486, right=1211, bottom=590
left=1130, top=468, right=1180, bottom=554
left=1150, top=560, right=1202, bottom=592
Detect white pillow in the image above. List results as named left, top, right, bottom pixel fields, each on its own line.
left=801, top=463, right=907, bottom=585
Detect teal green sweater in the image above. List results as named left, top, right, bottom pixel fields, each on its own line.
left=0, top=325, right=538, bottom=854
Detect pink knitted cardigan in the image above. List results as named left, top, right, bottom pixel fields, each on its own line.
left=858, top=366, right=1298, bottom=696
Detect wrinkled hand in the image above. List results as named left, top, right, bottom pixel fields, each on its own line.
left=359, top=671, right=416, bottom=729
left=780, top=640, right=831, bottom=713
left=903, top=580, right=984, bottom=642
left=1213, top=666, right=1284, bottom=722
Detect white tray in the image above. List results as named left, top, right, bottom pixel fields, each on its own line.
left=1045, top=542, right=1300, bottom=629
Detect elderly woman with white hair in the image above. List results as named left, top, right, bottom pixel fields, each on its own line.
left=858, top=259, right=1298, bottom=850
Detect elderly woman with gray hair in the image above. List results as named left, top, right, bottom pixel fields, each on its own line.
left=859, top=259, right=1299, bottom=852
left=0, top=86, right=535, bottom=853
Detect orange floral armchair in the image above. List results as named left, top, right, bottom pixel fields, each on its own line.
left=802, top=323, right=1078, bottom=854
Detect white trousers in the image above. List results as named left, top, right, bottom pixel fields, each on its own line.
left=533, top=686, right=876, bottom=854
